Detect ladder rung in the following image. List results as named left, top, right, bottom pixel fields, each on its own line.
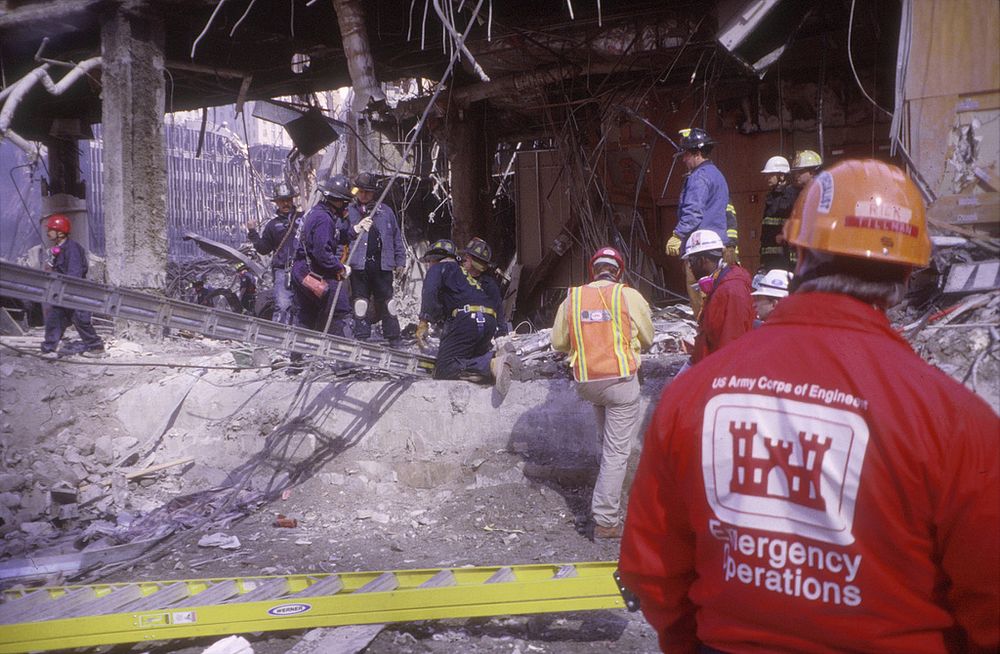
left=485, top=566, right=516, bottom=584
left=116, top=582, right=191, bottom=612
left=291, top=575, right=344, bottom=599
left=187, top=580, right=240, bottom=605
left=64, top=585, right=143, bottom=618
left=24, top=587, right=99, bottom=623
left=227, top=578, right=289, bottom=604
left=0, top=589, right=55, bottom=624
left=355, top=572, right=397, bottom=594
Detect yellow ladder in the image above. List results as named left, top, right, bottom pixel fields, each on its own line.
left=0, top=561, right=623, bottom=653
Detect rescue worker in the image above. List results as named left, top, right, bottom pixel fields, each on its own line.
left=683, top=229, right=754, bottom=364
left=235, top=262, right=258, bottom=315
left=348, top=172, right=406, bottom=347
left=424, top=237, right=518, bottom=396
left=415, top=239, right=460, bottom=349
left=664, top=128, right=736, bottom=316
left=39, top=214, right=106, bottom=358
left=790, top=149, right=822, bottom=189
left=751, top=269, right=792, bottom=327
left=620, top=160, right=999, bottom=654
left=758, top=156, right=799, bottom=271
left=290, top=175, right=355, bottom=339
left=246, top=182, right=302, bottom=324
left=551, top=247, right=654, bottom=539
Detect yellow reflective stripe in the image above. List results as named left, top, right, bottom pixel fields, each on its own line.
left=569, top=287, right=588, bottom=381
left=610, top=285, right=631, bottom=377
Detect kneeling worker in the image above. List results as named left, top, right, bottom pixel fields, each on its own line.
left=551, top=247, right=654, bottom=538
left=424, top=238, right=519, bottom=396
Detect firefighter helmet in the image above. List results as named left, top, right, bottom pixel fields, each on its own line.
left=783, top=159, right=930, bottom=267
left=462, top=237, right=493, bottom=270
left=45, top=214, right=71, bottom=235
left=752, top=269, right=793, bottom=298
left=791, top=149, right=822, bottom=170
left=421, top=239, right=458, bottom=262
left=761, top=156, right=790, bottom=174
left=269, top=182, right=296, bottom=200
left=589, top=247, right=625, bottom=281
left=354, top=172, right=379, bottom=191
left=681, top=229, right=725, bottom=259
left=317, top=175, right=353, bottom=200
left=678, top=127, right=715, bottom=152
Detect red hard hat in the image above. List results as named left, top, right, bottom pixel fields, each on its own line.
left=589, top=247, right=624, bottom=281
left=46, top=214, right=71, bottom=235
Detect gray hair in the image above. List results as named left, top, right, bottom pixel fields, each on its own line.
left=790, top=250, right=910, bottom=309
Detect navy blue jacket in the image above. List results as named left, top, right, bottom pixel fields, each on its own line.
left=675, top=160, right=731, bottom=252
left=49, top=239, right=89, bottom=278
left=347, top=202, right=406, bottom=270
left=293, top=203, right=352, bottom=279
left=248, top=210, right=302, bottom=269
left=421, top=261, right=507, bottom=335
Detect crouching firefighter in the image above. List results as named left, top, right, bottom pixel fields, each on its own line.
left=415, top=239, right=460, bottom=349
left=424, top=237, right=520, bottom=396
left=551, top=247, right=654, bottom=538
left=290, top=175, right=355, bottom=340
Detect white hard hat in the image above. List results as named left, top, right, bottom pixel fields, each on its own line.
left=682, top=229, right=725, bottom=259
left=761, top=156, right=790, bottom=174
left=751, top=269, right=793, bottom=298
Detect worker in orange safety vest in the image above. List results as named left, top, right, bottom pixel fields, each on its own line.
left=551, top=247, right=654, bottom=539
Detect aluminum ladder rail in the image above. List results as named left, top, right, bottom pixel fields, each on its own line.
left=0, top=561, right=624, bottom=652
left=0, top=262, right=435, bottom=377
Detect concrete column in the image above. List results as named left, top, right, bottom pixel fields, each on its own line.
left=100, top=7, right=167, bottom=289
left=447, top=102, right=491, bottom=249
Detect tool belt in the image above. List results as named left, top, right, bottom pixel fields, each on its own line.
left=451, top=304, right=496, bottom=318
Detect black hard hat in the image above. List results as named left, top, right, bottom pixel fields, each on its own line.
left=421, top=239, right=458, bottom=262
left=317, top=174, right=353, bottom=200
left=354, top=172, right=379, bottom=191
left=269, top=182, right=296, bottom=200
left=678, top=127, right=715, bottom=152
left=462, top=237, right=493, bottom=269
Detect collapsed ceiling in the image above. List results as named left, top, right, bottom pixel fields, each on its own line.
left=0, top=0, right=898, bottom=141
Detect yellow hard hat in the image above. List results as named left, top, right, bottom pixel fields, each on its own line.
left=783, top=159, right=930, bottom=267
left=791, top=149, right=822, bottom=170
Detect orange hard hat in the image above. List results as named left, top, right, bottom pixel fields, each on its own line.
left=45, top=214, right=71, bottom=235
left=783, top=159, right=930, bottom=267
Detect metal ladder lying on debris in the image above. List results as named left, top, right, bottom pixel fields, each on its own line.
left=0, top=261, right=435, bottom=377
left=0, top=561, right=623, bottom=652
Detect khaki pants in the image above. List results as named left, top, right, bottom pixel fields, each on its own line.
left=575, top=374, right=641, bottom=528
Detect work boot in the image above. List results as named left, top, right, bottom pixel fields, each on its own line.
left=593, top=522, right=623, bottom=539
left=490, top=353, right=515, bottom=398
left=39, top=349, right=59, bottom=360
left=81, top=346, right=107, bottom=359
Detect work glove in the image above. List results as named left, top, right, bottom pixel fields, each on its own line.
left=336, top=264, right=352, bottom=281
left=415, top=319, right=430, bottom=350
left=666, top=234, right=683, bottom=257
left=723, top=245, right=739, bottom=266
left=353, top=216, right=373, bottom=234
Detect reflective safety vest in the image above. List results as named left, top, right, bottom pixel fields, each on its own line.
left=566, top=283, right=637, bottom=382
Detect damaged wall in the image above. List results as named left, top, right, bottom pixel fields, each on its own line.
left=905, top=0, right=1000, bottom=201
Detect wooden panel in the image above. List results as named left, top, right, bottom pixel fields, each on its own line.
left=906, top=0, right=1000, bottom=100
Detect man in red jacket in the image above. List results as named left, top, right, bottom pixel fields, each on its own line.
left=620, top=159, right=999, bottom=653
left=682, top=229, right=754, bottom=364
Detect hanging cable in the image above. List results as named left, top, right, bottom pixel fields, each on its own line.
left=848, top=0, right=892, bottom=117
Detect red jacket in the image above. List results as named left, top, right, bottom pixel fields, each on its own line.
left=692, top=264, right=754, bottom=363
left=621, top=292, right=999, bottom=654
